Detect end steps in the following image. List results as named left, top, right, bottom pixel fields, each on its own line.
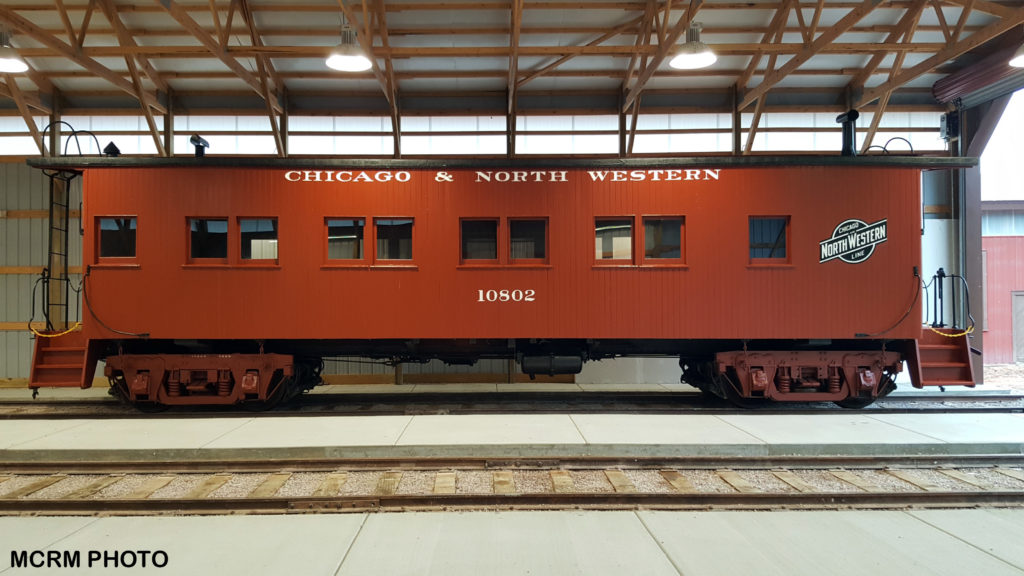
left=909, top=327, right=976, bottom=388
left=29, top=331, right=91, bottom=389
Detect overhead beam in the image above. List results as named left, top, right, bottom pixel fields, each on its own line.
left=239, top=0, right=284, bottom=156
left=739, top=0, right=885, bottom=110
left=3, top=76, right=44, bottom=154
left=0, top=4, right=165, bottom=113
left=372, top=0, right=400, bottom=157
left=508, top=0, right=522, bottom=116
left=860, top=1, right=923, bottom=152
left=155, top=0, right=281, bottom=113
left=855, top=4, right=1024, bottom=108
left=622, top=0, right=702, bottom=113
left=848, top=0, right=927, bottom=90
left=98, top=0, right=169, bottom=93
left=737, top=0, right=793, bottom=93
left=0, top=84, right=49, bottom=113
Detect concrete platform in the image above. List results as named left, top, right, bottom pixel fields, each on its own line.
left=3, top=509, right=1023, bottom=575
left=0, top=411, right=1021, bottom=462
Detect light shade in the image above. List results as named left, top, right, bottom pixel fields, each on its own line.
left=1010, top=43, right=1024, bottom=68
left=669, top=22, right=716, bottom=70
left=326, top=27, right=372, bottom=72
left=0, top=30, right=27, bottom=73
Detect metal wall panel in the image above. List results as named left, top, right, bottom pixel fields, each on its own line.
left=0, top=162, right=83, bottom=379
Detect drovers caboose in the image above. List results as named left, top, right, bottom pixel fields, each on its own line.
left=27, top=157, right=977, bottom=408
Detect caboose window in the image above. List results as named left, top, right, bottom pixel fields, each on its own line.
left=240, top=218, right=278, bottom=260
left=376, top=218, right=413, bottom=260
left=510, top=219, right=547, bottom=261
left=461, top=219, right=498, bottom=261
left=595, top=219, right=633, bottom=260
left=749, top=216, right=789, bottom=261
left=189, top=218, right=228, bottom=259
left=98, top=217, right=136, bottom=258
left=644, top=217, right=683, bottom=260
left=327, top=219, right=364, bottom=260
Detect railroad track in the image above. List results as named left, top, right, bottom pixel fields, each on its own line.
left=3, top=456, right=1024, bottom=515
left=0, top=391, right=1022, bottom=418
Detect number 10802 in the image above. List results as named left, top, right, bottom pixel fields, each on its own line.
left=477, top=289, right=536, bottom=302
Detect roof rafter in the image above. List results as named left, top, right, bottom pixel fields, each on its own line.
left=98, top=0, right=169, bottom=92
left=371, top=0, right=400, bottom=158
left=739, top=0, right=885, bottom=110
left=98, top=0, right=166, bottom=155
left=737, top=0, right=794, bottom=93
left=155, top=0, right=281, bottom=113
left=860, top=1, right=924, bottom=152
left=0, top=4, right=164, bottom=113
left=3, top=75, right=44, bottom=154
left=855, top=4, right=1024, bottom=108
left=621, top=0, right=702, bottom=113
left=238, top=0, right=284, bottom=156
left=848, top=0, right=928, bottom=90
left=508, top=0, right=522, bottom=116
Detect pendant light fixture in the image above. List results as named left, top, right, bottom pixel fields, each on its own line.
left=326, top=16, right=372, bottom=72
left=1010, top=43, right=1024, bottom=68
left=669, top=22, right=716, bottom=70
left=0, top=28, right=28, bottom=74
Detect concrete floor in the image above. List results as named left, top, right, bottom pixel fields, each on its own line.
left=0, top=411, right=1021, bottom=462
left=2, top=509, right=1023, bottom=575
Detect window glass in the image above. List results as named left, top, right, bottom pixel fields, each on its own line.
left=461, top=220, right=498, bottom=260
left=595, top=219, right=632, bottom=260
left=749, top=217, right=788, bottom=259
left=327, top=219, right=364, bottom=259
left=644, top=217, right=682, bottom=259
left=376, top=218, right=413, bottom=260
left=240, top=218, right=278, bottom=260
left=189, top=218, right=227, bottom=259
left=98, top=217, right=136, bottom=258
left=511, top=219, right=546, bottom=260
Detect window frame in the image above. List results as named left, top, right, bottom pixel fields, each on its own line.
left=509, top=217, right=549, bottom=266
left=594, top=216, right=635, bottom=265
left=95, top=215, right=139, bottom=265
left=640, top=215, right=686, bottom=267
left=748, top=215, right=791, bottom=266
left=373, top=217, right=415, bottom=265
left=460, top=218, right=500, bottom=265
left=324, top=217, right=368, bottom=266
left=238, top=217, right=279, bottom=264
left=186, top=216, right=230, bottom=265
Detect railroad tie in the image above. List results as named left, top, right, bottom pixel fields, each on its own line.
left=550, top=470, right=574, bottom=493
left=184, top=474, right=232, bottom=499
left=828, top=469, right=883, bottom=493
left=61, top=475, right=123, bottom=500
left=935, top=469, right=994, bottom=490
left=434, top=472, right=456, bottom=494
left=604, top=470, right=636, bottom=493
left=771, top=470, right=817, bottom=493
left=659, top=470, right=696, bottom=493
left=126, top=476, right=175, bottom=499
left=716, top=469, right=758, bottom=493
left=492, top=471, right=515, bottom=494
left=995, top=468, right=1024, bottom=483
left=312, top=472, right=349, bottom=497
left=376, top=471, right=403, bottom=496
left=886, top=469, right=943, bottom=492
left=249, top=473, right=293, bottom=498
left=1, top=475, right=66, bottom=499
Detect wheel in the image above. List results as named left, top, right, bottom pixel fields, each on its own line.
left=240, top=374, right=291, bottom=412
left=833, top=372, right=895, bottom=409
left=833, top=396, right=876, bottom=409
left=109, top=373, right=169, bottom=412
left=715, top=369, right=767, bottom=409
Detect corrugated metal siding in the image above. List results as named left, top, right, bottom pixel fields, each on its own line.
left=0, top=162, right=83, bottom=378
left=981, top=236, right=1024, bottom=363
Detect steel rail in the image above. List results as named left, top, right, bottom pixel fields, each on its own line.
left=3, top=491, right=1024, bottom=516
left=3, top=454, right=1024, bottom=474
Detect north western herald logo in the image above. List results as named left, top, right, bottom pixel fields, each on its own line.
left=819, top=219, right=887, bottom=264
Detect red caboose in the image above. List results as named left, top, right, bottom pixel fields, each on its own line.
left=28, top=157, right=976, bottom=408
